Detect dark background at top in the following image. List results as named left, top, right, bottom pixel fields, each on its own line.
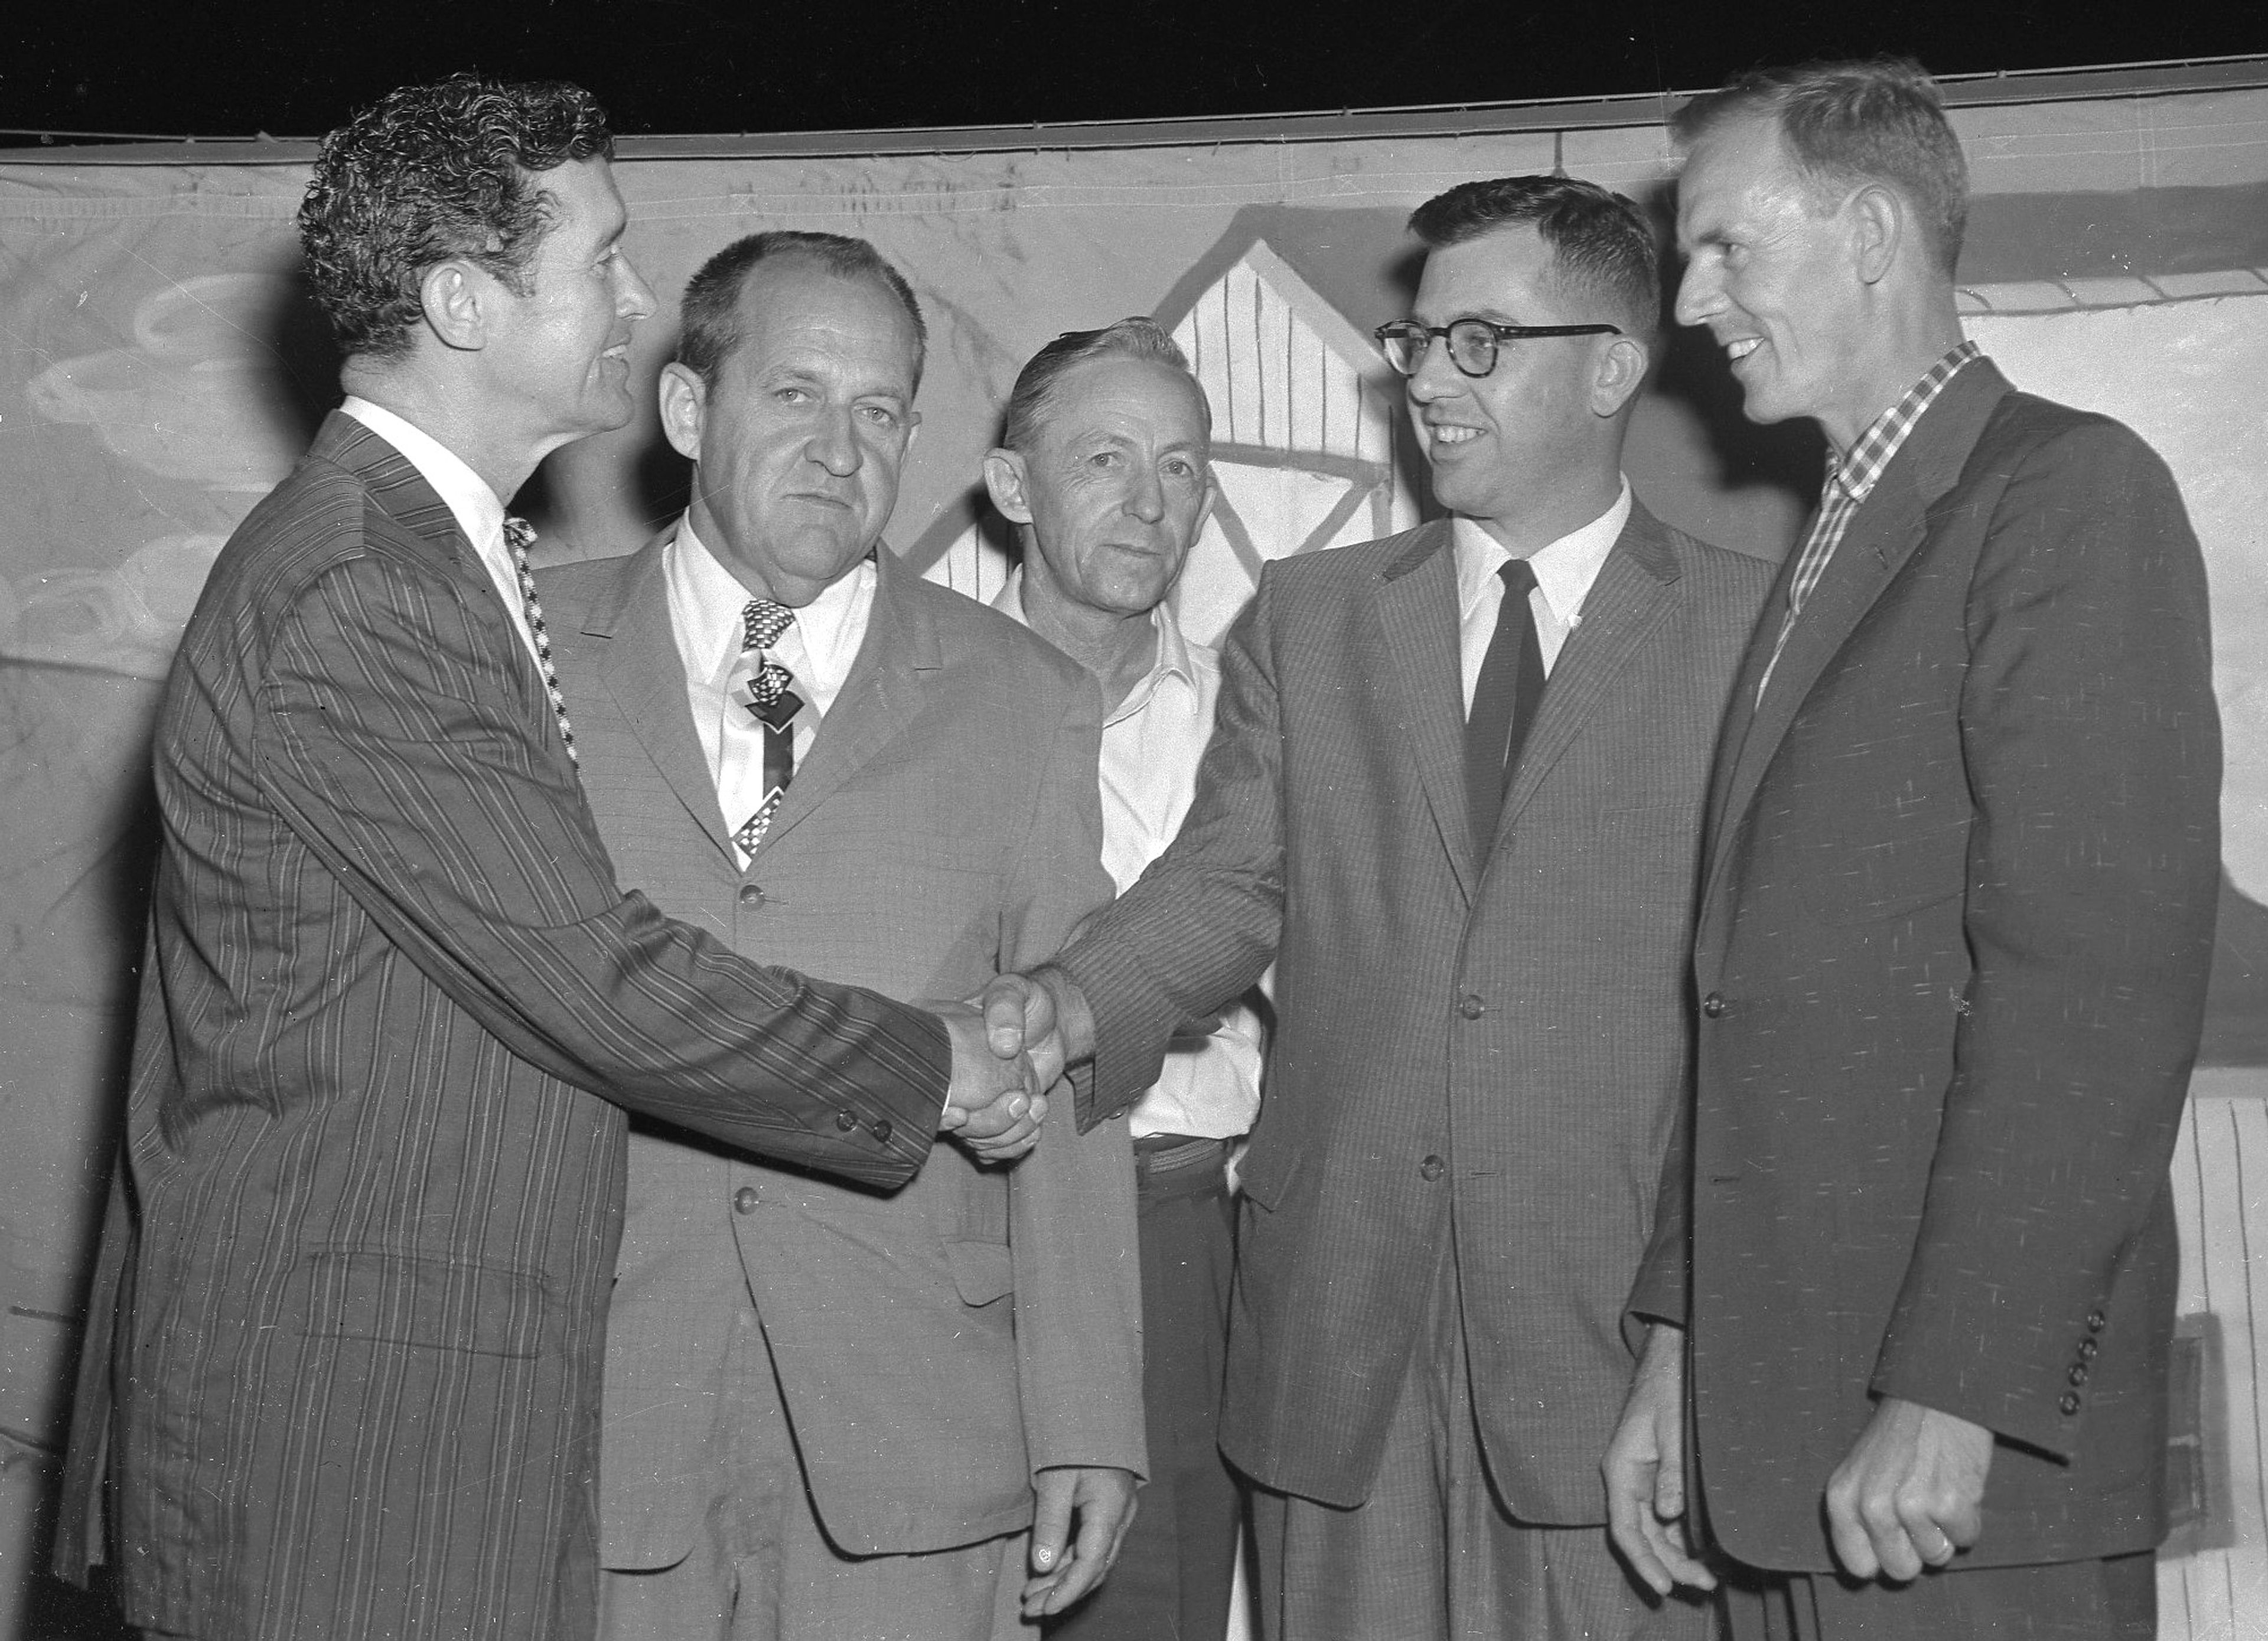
left=4, top=0, right=2263, bottom=144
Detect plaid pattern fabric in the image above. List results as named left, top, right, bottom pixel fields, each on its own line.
left=1755, top=341, right=1980, bottom=701
left=506, top=515, right=579, bottom=766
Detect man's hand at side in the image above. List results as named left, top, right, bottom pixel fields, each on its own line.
left=1021, top=1466, right=1138, bottom=1618
left=1604, top=1322, right=1715, bottom=1596
left=926, top=1000, right=1045, bottom=1162
left=1825, top=1396, right=1993, bottom=1582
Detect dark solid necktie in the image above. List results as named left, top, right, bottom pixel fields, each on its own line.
left=1464, top=557, right=1543, bottom=856
left=504, top=516, right=578, bottom=768
left=732, top=598, right=803, bottom=855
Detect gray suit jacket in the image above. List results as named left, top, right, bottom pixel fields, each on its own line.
left=1631, top=360, right=2221, bottom=1573
left=1058, top=501, right=1771, bottom=1519
left=540, top=535, right=1145, bottom=1560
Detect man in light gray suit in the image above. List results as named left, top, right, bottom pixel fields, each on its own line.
left=540, top=231, right=1143, bottom=1641
left=987, top=177, right=1773, bottom=1637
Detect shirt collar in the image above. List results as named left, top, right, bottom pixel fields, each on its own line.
left=1827, top=341, right=1981, bottom=504
left=667, top=513, right=875, bottom=680
left=1452, top=477, right=1631, bottom=627
left=992, top=565, right=1200, bottom=726
left=340, top=397, right=505, bottom=556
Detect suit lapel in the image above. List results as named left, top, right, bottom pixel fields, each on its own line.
left=752, top=547, right=935, bottom=855
left=584, top=535, right=737, bottom=859
left=1702, top=359, right=2013, bottom=904
left=1368, top=520, right=1479, bottom=900
left=1496, top=504, right=1680, bottom=838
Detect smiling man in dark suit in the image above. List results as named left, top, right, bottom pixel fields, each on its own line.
left=1605, top=59, right=2221, bottom=1641
left=986, top=175, right=1771, bottom=1639
left=54, top=77, right=1044, bottom=1641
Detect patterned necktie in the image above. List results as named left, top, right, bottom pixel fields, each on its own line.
left=732, top=598, right=803, bottom=855
left=1464, top=558, right=1544, bottom=855
left=504, top=516, right=577, bottom=768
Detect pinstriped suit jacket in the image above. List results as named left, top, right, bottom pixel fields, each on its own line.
left=1059, top=503, right=1772, bottom=1520
left=539, top=534, right=1143, bottom=1563
left=56, top=413, right=950, bottom=1641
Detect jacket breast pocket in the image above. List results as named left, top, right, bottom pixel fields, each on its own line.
left=295, top=1247, right=550, bottom=1359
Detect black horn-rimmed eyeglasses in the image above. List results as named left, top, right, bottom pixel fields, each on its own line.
left=1373, top=318, right=1624, bottom=379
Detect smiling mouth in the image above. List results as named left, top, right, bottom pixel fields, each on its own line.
left=1428, top=425, right=1483, bottom=447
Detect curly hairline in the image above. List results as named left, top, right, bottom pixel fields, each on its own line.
left=299, top=74, right=614, bottom=362
left=1000, top=317, right=1206, bottom=455
left=1406, top=175, right=1661, bottom=346
left=1672, top=58, right=1970, bottom=276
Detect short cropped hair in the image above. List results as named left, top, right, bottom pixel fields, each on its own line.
left=676, top=231, right=928, bottom=392
left=1673, top=58, right=1970, bottom=276
left=299, top=75, right=612, bottom=361
left=1000, top=317, right=1206, bottom=455
left=1407, top=175, right=1661, bottom=343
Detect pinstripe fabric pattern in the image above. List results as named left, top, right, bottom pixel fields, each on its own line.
left=537, top=537, right=1143, bottom=1570
left=1057, top=503, right=1773, bottom=1521
left=54, top=413, right=952, bottom=1641
left=1629, top=361, right=2222, bottom=1574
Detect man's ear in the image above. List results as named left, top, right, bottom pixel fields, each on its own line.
left=982, top=448, right=1034, bottom=525
left=1591, top=334, right=1650, bottom=419
left=657, top=362, right=707, bottom=463
left=1852, top=183, right=1902, bottom=286
left=419, top=261, right=490, bottom=353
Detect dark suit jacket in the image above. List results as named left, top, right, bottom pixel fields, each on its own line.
left=1058, top=502, right=1771, bottom=1518
left=1628, top=360, right=2222, bottom=1571
left=56, top=413, right=950, bottom=1641
left=539, top=535, right=1143, bottom=1562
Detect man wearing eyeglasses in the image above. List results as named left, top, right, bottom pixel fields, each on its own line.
left=979, top=176, right=1771, bottom=1637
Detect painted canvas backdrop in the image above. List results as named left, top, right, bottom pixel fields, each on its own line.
left=1, top=83, right=2264, bottom=1636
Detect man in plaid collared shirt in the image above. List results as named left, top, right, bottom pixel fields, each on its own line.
left=1606, top=58, right=2220, bottom=1641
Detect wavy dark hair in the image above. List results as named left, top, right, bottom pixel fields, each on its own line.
left=299, top=75, right=614, bottom=361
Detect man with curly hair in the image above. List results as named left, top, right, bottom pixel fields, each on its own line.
left=54, top=75, right=1046, bottom=1641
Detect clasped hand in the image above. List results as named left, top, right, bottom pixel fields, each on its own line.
left=927, top=970, right=1073, bottom=1162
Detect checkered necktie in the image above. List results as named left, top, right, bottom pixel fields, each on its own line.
left=732, top=599, right=803, bottom=854
left=504, top=516, right=577, bottom=768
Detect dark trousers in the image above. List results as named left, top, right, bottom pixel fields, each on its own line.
left=1048, top=1136, right=1241, bottom=1641
left=1720, top=1550, right=2156, bottom=1641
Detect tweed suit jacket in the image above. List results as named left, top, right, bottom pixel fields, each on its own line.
left=54, top=413, right=950, bottom=1641
left=1056, top=501, right=1771, bottom=1518
left=1628, top=360, right=2222, bottom=1573
left=539, top=534, right=1144, bottom=1562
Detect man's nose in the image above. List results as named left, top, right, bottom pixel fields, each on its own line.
left=1672, top=260, right=1720, bottom=329
left=809, top=408, right=862, bottom=477
left=1405, top=335, right=1464, bottom=403
left=614, top=252, right=657, bottom=322
left=1125, top=467, right=1166, bottom=523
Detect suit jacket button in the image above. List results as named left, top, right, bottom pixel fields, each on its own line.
left=2069, top=1363, right=2090, bottom=1386
left=2087, top=1309, right=2107, bottom=1333
left=1702, top=991, right=1726, bottom=1018
left=1458, top=994, right=1485, bottom=1020
left=732, top=1186, right=759, bottom=1214
left=1420, top=1155, right=1445, bottom=1182
left=2058, top=1391, right=2081, bottom=1415
left=871, top=1117, right=894, bottom=1143
left=2078, top=1337, right=2098, bottom=1359
left=737, top=883, right=765, bottom=907
left=835, top=1111, right=858, bottom=1132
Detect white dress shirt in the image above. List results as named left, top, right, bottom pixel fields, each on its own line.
left=1452, top=478, right=1631, bottom=710
left=996, top=569, right=1265, bottom=1142
left=664, top=516, right=875, bottom=867
left=339, top=396, right=541, bottom=668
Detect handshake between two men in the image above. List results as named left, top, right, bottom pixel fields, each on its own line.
left=931, top=967, right=1091, bottom=1162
